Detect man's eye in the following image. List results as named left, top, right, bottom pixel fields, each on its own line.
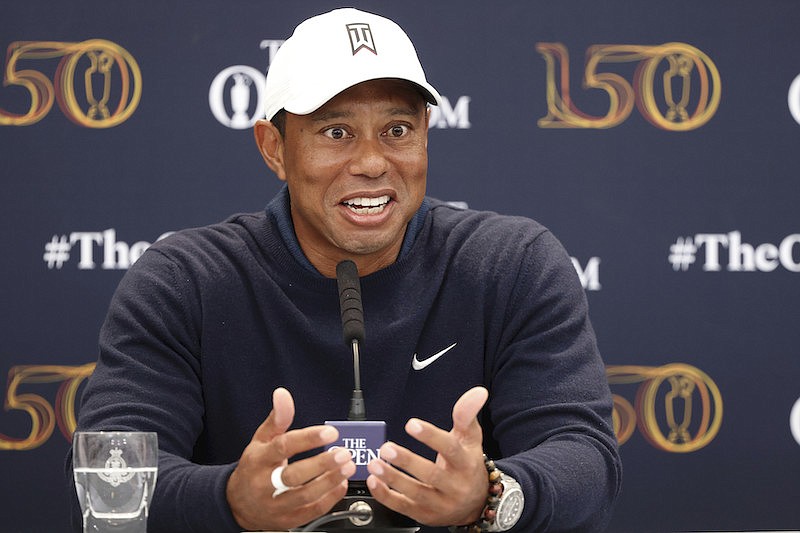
left=388, top=125, right=408, bottom=137
left=324, top=127, right=346, bottom=140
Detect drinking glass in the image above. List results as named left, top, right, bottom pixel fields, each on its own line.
left=73, top=432, right=158, bottom=532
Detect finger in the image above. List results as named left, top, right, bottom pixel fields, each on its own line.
left=280, top=447, right=356, bottom=488
left=371, top=441, right=437, bottom=487
left=366, top=473, right=420, bottom=519
left=271, top=457, right=355, bottom=524
left=253, top=387, right=295, bottom=442
left=265, top=425, right=340, bottom=465
left=368, top=444, right=486, bottom=527
left=404, top=408, right=483, bottom=471
left=282, top=462, right=355, bottom=504
left=296, top=478, right=350, bottom=514
left=269, top=479, right=350, bottom=531
left=366, top=469, right=452, bottom=527
left=404, top=418, right=467, bottom=468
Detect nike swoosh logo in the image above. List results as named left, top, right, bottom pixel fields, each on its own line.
left=411, top=342, right=458, bottom=371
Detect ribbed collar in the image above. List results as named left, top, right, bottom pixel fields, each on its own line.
left=265, top=184, right=430, bottom=277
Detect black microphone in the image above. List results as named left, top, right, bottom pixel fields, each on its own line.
left=307, top=260, right=417, bottom=532
left=336, top=259, right=365, bottom=345
left=336, top=259, right=366, bottom=421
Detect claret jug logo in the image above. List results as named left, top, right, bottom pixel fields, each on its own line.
left=791, top=396, right=800, bottom=446
left=208, top=39, right=283, bottom=130
left=0, top=39, right=141, bottom=127
left=537, top=43, right=721, bottom=130
left=788, top=73, right=800, bottom=126
left=346, top=23, right=377, bottom=55
left=607, top=363, right=723, bottom=452
left=209, top=64, right=269, bottom=130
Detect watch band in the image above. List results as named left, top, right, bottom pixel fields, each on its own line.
left=449, top=456, right=524, bottom=532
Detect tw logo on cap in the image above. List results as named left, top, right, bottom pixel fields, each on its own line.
left=346, top=23, right=377, bottom=55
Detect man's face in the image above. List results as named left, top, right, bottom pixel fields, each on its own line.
left=272, top=79, right=429, bottom=276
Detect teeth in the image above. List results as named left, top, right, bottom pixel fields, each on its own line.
left=343, top=195, right=390, bottom=214
left=345, top=195, right=390, bottom=208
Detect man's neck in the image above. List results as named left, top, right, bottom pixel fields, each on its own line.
left=299, top=239, right=404, bottom=279
left=266, top=187, right=430, bottom=278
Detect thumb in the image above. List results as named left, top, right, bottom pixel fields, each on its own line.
left=452, top=386, right=488, bottom=438
left=253, top=387, right=295, bottom=442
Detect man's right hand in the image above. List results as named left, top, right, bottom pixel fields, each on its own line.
left=226, top=387, right=356, bottom=531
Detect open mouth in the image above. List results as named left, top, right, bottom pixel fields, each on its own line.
left=342, top=195, right=392, bottom=215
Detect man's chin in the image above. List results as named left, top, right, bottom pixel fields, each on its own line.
left=335, top=234, right=402, bottom=259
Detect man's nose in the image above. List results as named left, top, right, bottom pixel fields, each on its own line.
left=348, top=138, right=389, bottom=178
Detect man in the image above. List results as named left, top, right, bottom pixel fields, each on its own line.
left=69, top=8, right=621, bottom=532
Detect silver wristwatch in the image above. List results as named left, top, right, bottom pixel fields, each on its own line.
left=488, top=472, right=524, bottom=532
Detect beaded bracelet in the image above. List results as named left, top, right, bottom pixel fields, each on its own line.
left=448, top=454, right=504, bottom=533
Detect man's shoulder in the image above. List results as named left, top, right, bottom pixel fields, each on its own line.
left=425, top=197, right=551, bottom=246
left=421, top=198, right=580, bottom=297
left=136, top=211, right=272, bottom=273
left=154, top=211, right=268, bottom=250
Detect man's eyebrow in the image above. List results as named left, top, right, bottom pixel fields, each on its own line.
left=310, top=110, right=353, bottom=123
left=387, top=105, right=424, bottom=118
left=309, top=105, right=423, bottom=123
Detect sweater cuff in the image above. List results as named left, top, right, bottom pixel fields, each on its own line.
left=178, top=462, right=240, bottom=532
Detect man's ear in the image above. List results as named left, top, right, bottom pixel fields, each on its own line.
left=424, top=106, right=432, bottom=148
left=254, top=119, right=287, bottom=181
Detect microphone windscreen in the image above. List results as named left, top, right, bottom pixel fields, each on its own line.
left=336, top=260, right=365, bottom=345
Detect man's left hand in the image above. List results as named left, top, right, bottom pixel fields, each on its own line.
left=366, top=386, right=490, bottom=527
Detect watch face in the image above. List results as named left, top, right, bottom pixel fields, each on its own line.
left=497, top=489, right=524, bottom=529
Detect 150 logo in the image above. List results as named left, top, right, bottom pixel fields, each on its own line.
left=537, top=42, right=721, bottom=130
left=0, top=364, right=95, bottom=450
left=1, top=362, right=718, bottom=451
left=0, top=39, right=141, bottom=127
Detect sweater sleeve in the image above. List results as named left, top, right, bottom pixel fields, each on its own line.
left=67, top=244, right=242, bottom=532
left=486, top=229, right=622, bottom=532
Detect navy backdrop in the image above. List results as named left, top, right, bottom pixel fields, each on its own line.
left=2, top=1, right=799, bottom=531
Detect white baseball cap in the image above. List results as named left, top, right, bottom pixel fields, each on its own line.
left=263, top=8, right=441, bottom=120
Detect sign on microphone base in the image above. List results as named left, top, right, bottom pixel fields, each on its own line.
left=325, top=420, right=386, bottom=481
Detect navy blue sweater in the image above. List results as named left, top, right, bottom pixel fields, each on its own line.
left=71, top=190, right=621, bottom=532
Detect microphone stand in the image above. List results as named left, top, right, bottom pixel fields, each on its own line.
left=297, top=261, right=418, bottom=532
